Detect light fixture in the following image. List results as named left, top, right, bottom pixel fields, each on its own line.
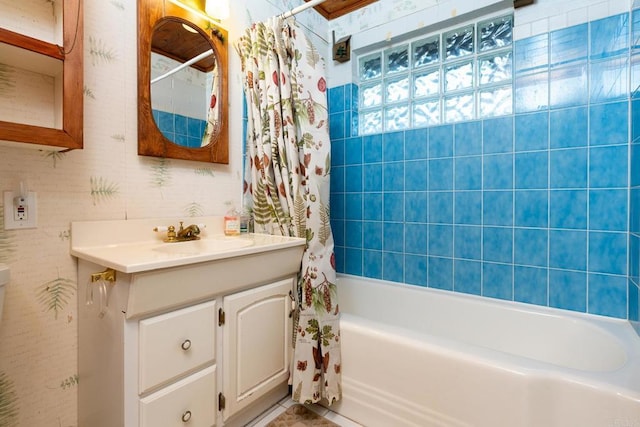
left=205, top=0, right=229, bottom=20
left=181, top=23, right=199, bottom=33
left=166, top=0, right=228, bottom=24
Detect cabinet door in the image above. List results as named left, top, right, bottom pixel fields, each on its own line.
left=139, top=365, right=216, bottom=427
left=222, top=278, right=293, bottom=420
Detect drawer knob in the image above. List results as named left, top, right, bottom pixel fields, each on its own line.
left=181, top=410, right=192, bottom=422
left=181, top=339, right=192, bottom=351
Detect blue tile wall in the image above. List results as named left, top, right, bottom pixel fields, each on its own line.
left=329, top=12, right=637, bottom=320
left=152, top=109, right=207, bottom=148
left=630, top=6, right=640, bottom=328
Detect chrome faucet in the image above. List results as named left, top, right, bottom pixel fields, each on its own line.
left=155, top=221, right=201, bottom=242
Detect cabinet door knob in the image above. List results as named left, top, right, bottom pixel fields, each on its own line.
left=181, top=410, right=192, bottom=422
left=181, top=339, right=192, bottom=351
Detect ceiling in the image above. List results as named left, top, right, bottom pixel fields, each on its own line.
left=150, top=1, right=380, bottom=72
left=307, top=0, right=378, bottom=20
left=151, top=19, right=215, bottom=73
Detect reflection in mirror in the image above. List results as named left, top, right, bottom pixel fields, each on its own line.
left=150, top=18, right=219, bottom=148
left=137, top=0, right=228, bottom=164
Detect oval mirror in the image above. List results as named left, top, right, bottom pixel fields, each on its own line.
left=150, top=18, right=218, bottom=148
left=138, top=0, right=228, bottom=163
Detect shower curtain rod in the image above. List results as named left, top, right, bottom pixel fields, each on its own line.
left=280, top=0, right=327, bottom=19
left=156, top=1, right=327, bottom=83
left=150, top=49, right=214, bottom=84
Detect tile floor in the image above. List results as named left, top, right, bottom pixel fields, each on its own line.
left=247, top=396, right=363, bottom=427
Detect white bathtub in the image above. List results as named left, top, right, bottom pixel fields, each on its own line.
left=331, top=274, right=640, bottom=427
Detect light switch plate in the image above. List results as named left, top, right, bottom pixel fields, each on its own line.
left=3, top=191, right=37, bottom=230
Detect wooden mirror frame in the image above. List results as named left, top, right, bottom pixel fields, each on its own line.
left=137, top=0, right=229, bottom=163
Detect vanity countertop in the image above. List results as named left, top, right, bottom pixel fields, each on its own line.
left=70, top=217, right=305, bottom=273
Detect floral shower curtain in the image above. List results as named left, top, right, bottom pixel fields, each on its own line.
left=202, top=59, right=220, bottom=147
left=236, top=17, right=341, bottom=404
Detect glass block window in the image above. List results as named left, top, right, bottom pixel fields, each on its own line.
left=358, top=14, right=513, bottom=134
left=413, top=35, right=439, bottom=68
left=360, top=53, right=382, bottom=80
left=445, top=25, right=474, bottom=60
left=385, top=45, right=410, bottom=74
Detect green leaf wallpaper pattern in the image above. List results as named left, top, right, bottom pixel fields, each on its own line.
left=151, top=157, right=172, bottom=189
left=194, top=168, right=215, bottom=177
left=184, top=202, right=204, bottom=217
left=0, top=64, right=15, bottom=96
left=58, top=229, right=71, bottom=241
left=0, top=206, right=16, bottom=263
left=110, top=1, right=125, bottom=10
left=41, top=150, right=66, bottom=168
left=36, top=275, right=76, bottom=320
left=60, top=375, right=79, bottom=390
left=84, top=85, right=96, bottom=100
left=88, top=36, right=117, bottom=66
left=0, top=371, right=19, bottom=426
left=90, top=176, right=120, bottom=206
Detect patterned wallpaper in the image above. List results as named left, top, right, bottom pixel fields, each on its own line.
left=0, top=1, right=231, bottom=425
left=0, top=0, right=327, bottom=425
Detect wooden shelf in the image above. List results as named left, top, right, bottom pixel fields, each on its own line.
left=0, top=42, right=62, bottom=77
left=0, top=0, right=83, bottom=150
left=0, top=28, right=65, bottom=61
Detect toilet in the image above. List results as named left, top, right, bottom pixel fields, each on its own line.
left=0, top=264, right=8, bottom=324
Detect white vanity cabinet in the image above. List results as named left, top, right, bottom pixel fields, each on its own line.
left=72, top=218, right=305, bottom=427
left=77, top=263, right=297, bottom=427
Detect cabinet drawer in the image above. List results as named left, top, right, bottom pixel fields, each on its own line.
left=139, top=365, right=216, bottom=427
left=139, top=300, right=216, bottom=393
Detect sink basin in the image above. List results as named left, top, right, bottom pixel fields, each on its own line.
left=152, top=237, right=254, bottom=255
left=70, top=217, right=306, bottom=273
